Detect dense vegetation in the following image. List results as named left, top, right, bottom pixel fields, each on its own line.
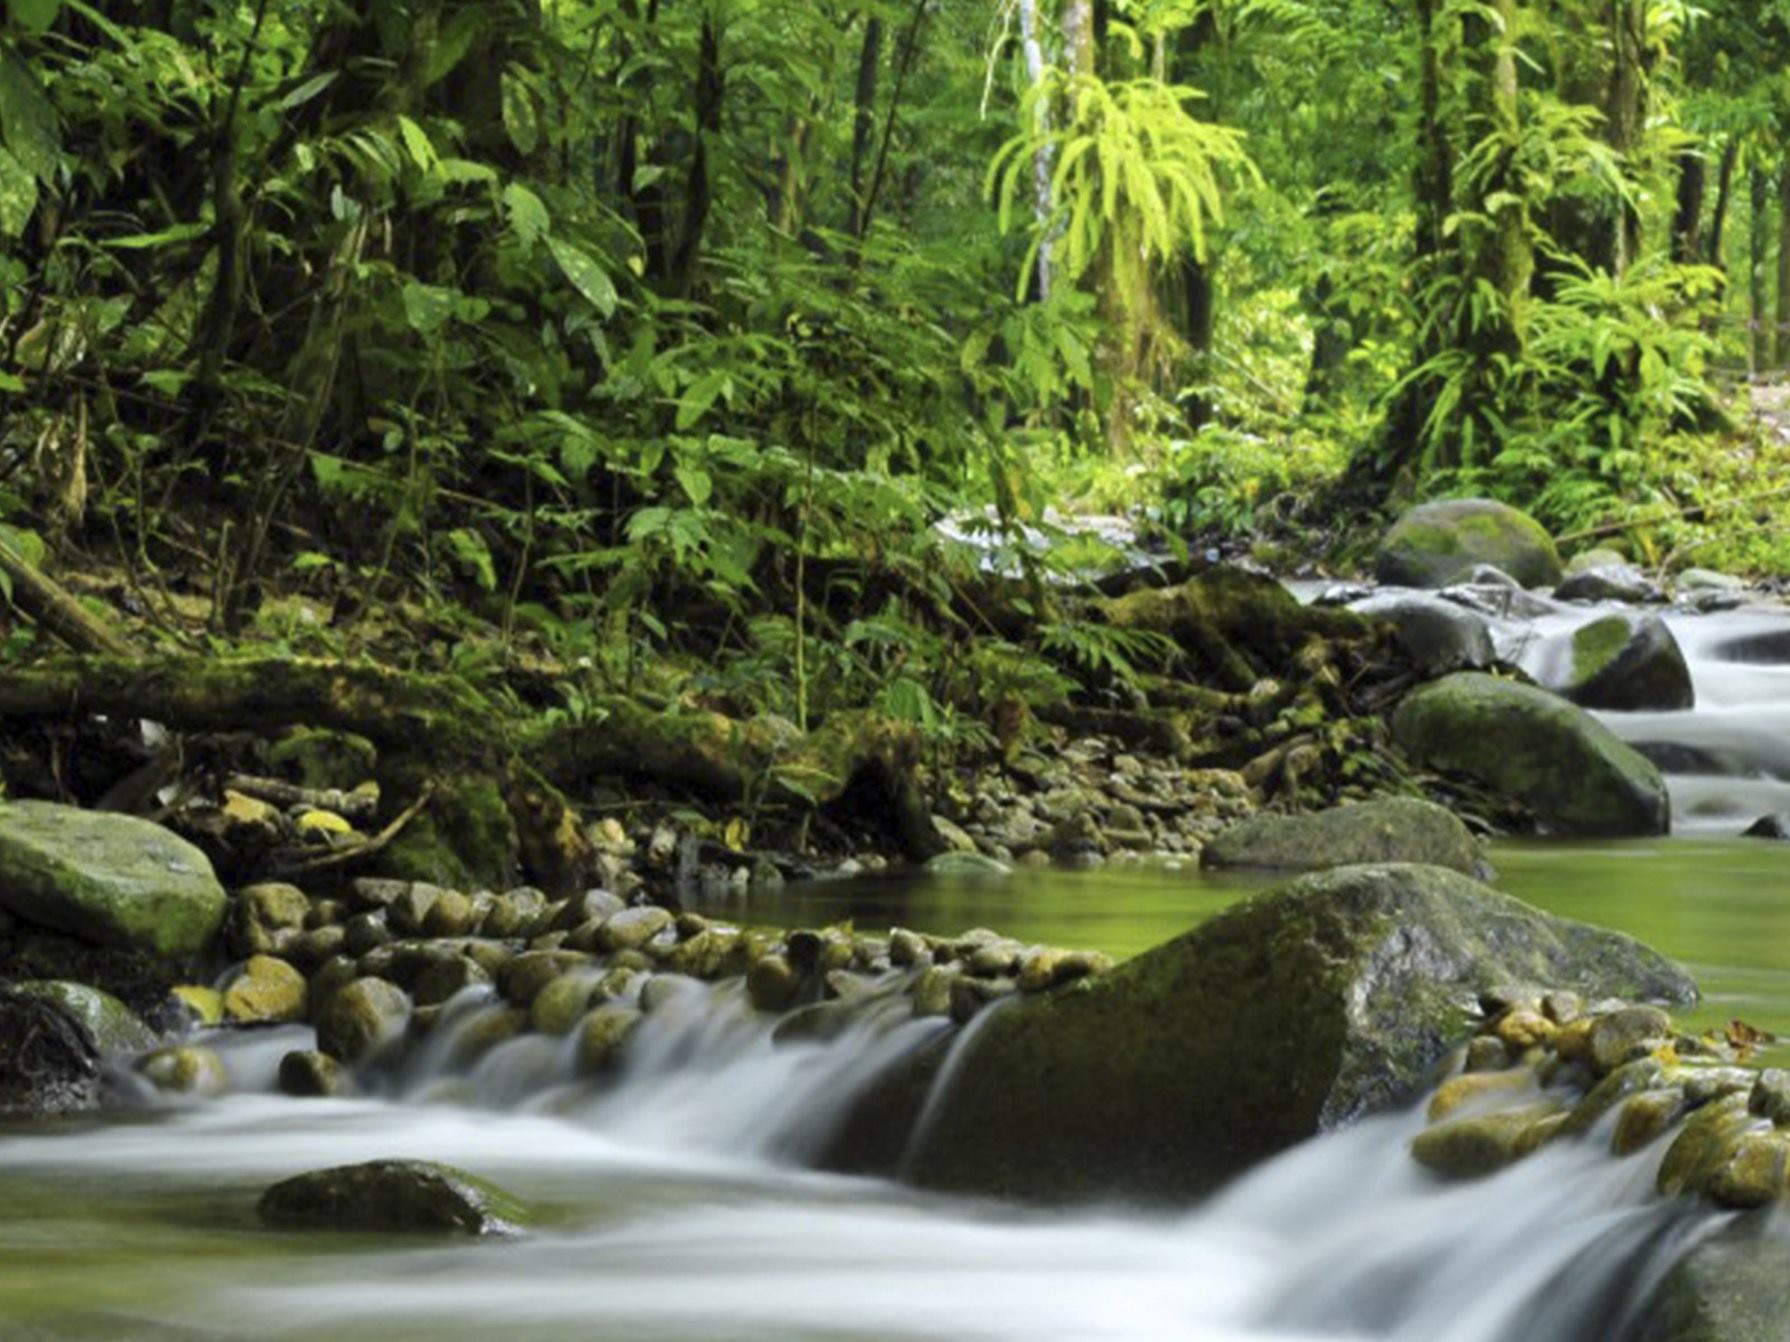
left=1, top=0, right=1788, bottom=772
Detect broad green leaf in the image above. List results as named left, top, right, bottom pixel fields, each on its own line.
left=0, top=46, right=60, bottom=179
left=402, top=281, right=458, bottom=335
left=397, top=115, right=437, bottom=173
left=0, top=142, right=34, bottom=236
left=501, top=68, right=539, bottom=157
left=6, top=0, right=59, bottom=33
left=502, top=182, right=550, bottom=247
left=547, top=236, right=618, bottom=318
left=675, top=464, right=712, bottom=506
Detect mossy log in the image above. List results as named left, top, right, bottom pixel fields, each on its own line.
left=0, top=657, right=941, bottom=884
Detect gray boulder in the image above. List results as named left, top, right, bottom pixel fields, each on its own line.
left=1392, top=673, right=1671, bottom=836
left=0, top=802, right=226, bottom=959
left=1376, top=499, right=1563, bottom=590
left=902, top=864, right=1694, bottom=1203
left=1202, top=798, right=1487, bottom=877
left=1347, top=593, right=1495, bottom=677
left=1546, top=613, right=1695, bottom=712
left=1637, top=1224, right=1790, bottom=1342
left=258, top=1159, right=525, bottom=1235
left=10, top=981, right=156, bottom=1053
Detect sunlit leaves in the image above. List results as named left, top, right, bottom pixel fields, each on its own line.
left=547, top=236, right=618, bottom=318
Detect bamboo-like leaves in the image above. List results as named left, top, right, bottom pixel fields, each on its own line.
left=989, top=70, right=1254, bottom=301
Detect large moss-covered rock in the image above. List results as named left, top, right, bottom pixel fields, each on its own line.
left=1376, top=499, right=1563, bottom=590
left=0, top=802, right=226, bottom=959
left=258, top=1159, right=525, bottom=1235
left=902, top=864, right=1694, bottom=1203
left=1392, top=673, right=1670, bottom=836
left=1202, top=799, right=1486, bottom=877
left=1638, top=1224, right=1790, bottom=1342
left=1547, top=613, right=1695, bottom=713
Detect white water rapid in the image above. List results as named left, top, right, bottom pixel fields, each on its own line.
left=0, top=972, right=1761, bottom=1342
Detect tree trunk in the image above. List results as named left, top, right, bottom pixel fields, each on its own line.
left=1017, top=0, right=1055, bottom=301
left=1062, top=0, right=1094, bottom=76
left=1670, top=150, right=1706, bottom=265
left=1707, top=137, right=1739, bottom=270
left=1777, top=154, right=1790, bottom=370
left=845, top=17, right=885, bottom=239
left=1606, top=0, right=1647, bottom=271
left=667, top=13, right=724, bottom=298
left=1752, top=159, right=1771, bottom=373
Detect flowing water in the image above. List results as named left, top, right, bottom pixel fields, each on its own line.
left=5, top=595, right=1790, bottom=1341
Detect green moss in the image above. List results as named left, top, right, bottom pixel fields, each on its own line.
left=1571, top=616, right=1631, bottom=682
left=373, top=775, right=518, bottom=891
left=1376, top=499, right=1563, bottom=588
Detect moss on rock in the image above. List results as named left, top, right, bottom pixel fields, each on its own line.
left=1392, top=673, right=1670, bottom=836
left=1376, top=499, right=1563, bottom=589
left=1202, top=798, right=1487, bottom=877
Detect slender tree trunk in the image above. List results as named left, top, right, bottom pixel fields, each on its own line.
left=845, top=18, right=885, bottom=239
left=1707, top=137, right=1739, bottom=270
left=1167, top=13, right=1218, bottom=432
left=1670, top=151, right=1706, bottom=264
left=1777, top=154, right=1790, bottom=370
left=1606, top=0, right=1647, bottom=271
left=1751, top=159, right=1771, bottom=374
left=1017, top=0, right=1055, bottom=301
left=1062, top=0, right=1094, bottom=76
left=668, top=12, right=723, bottom=298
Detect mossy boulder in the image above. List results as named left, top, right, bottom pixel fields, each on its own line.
left=1638, top=1224, right=1790, bottom=1342
left=901, top=863, right=1694, bottom=1204
left=0, top=802, right=226, bottom=959
left=258, top=1159, right=526, bottom=1235
left=221, top=955, right=308, bottom=1024
left=11, top=980, right=156, bottom=1053
left=1202, top=798, right=1486, bottom=877
left=1376, top=499, right=1563, bottom=590
left=0, top=985, right=102, bottom=1115
left=1392, top=673, right=1670, bottom=836
left=1545, top=613, right=1694, bottom=713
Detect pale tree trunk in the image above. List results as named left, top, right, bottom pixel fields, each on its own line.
left=1777, top=153, right=1790, bottom=370
left=1018, top=0, right=1055, bottom=300
left=1062, top=0, right=1093, bottom=76
left=1751, top=159, right=1770, bottom=374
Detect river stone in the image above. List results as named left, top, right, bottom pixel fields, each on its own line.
left=1678, top=568, right=1746, bottom=595
left=222, top=955, right=309, bottom=1024
left=228, top=882, right=311, bottom=956
left=1743, top=815, right=1790, bottom=841
left=1201, top=799, right=1485, bottom=877
left=1549, top=613, right=1694, bottom=712
left=1555, top=563, right=1659, bottom=604
left=1376, top=499, right=1563, bottom=590
left=1638, top=1222, right=1790, bottom=1342
left=596, top=906, right=673, bottom=953
left=11, top=980, right=156, bottom=1053
left=139, top=1045, right=228, bottom=1097
left=924, top=851, right=1013, bottom=879
left=1392, top=673, right=1670, bottom=836
left=0, top=986, right=101, bottom=1114
left=1347, top=593, right=1496, bottom=676
left=1589, top=1005, right=1673, bottom=1074
left=1411, top=1103, right=1562, bottom=1178
left=279, top=1049, right=351, bottom=1098
left=0, top=802, right=227, bottom=959
left=258, top=1159, right=525, bottom=1235
left=315, top=977, right=412, bottom=1064
left=575, top=1005, right=641, bottom=1074
left=899, top=863, right=1695, bottom=1203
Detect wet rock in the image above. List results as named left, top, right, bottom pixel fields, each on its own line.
left=422, top=890, right=477, bottom=938
left=283, top=925, right=348, bottom=971
left=481, top=887, right=551, bottom=939
left=1743, top=815, right=1790, bottom=841
left=222, top=955, right=309, bottom=1024
left=575, top=1006, right=641, bottom=1074
left=11, top=980, right=155, bottom=1053
left=747, top=953, right=799, bottom=1012
left=1555, top=563, right=1659, bottom=604
left=904, top=863, right=1693, bottom=1203
left=1612, top=1088, right=1688, bottom=1156
left=889, top=928, right=932, bottom=969
left=1412, top=1104, right=1563, bottom=1178
left=258, top=1160, right=525, bottom=1236
left=1494, top=1008, right=1554, bottom=1051
left=279, top=1049, right=351, bottom=1098
left=0, top=802, right=227, bottom=959
left=596, top=906, right=673, bottom=953
left=667, top=927, right=747, bottom=980
left=1347, top=592, right=1496, bottom=676
left=923, top=851, right=1013, bottom=879
left=1706, top=1129, right=1790, bottom=1209
left=1427, top=1067, right=1533, bottom=1121
left=1016, top=947, right=1111, bottom=993
left=1202, top=798, right=1486, bottom=877
left=1657, top=1093, right=1754, bottom=1198
left=343, top=911, right=392, bottom=956
left=411, top=953, right=491, bottom=1007
left=1392, top=673, right=1670, bottom=836
left=228, top=882, right=311, bottom=957
left=912, top=964, right=961, bottom=1019
left=1749, top=1069, right=1790, bottom=1125
left=1547, top=613, right=1694, bottom=712
left=1463, top=1036, right=1510, bottom=1073
left=171, top=984, right=223, bottom=1027
left=1677, top=568, right=1746, bottom=596
left=1636, top=1222, right=1790, bottom=1342
left=529, top=973, right=598, bottom=1035
left=497, top=951, right=592, bottom=1006
left=0, top=986, right=101, bottom=1114
left=949, top=974, right=1015, bottom=1024
left=315, top=978, right=412, bottom=1064
left=1589, top=1006, right=1673, bottom=1074
left=639, top=974, right=699, bottom=1014
left=1376, top=499, right=1563, bottom=590
left=139, top=1046, right=228, bottom=1097
left=553, top=888, right=625, bottom=931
